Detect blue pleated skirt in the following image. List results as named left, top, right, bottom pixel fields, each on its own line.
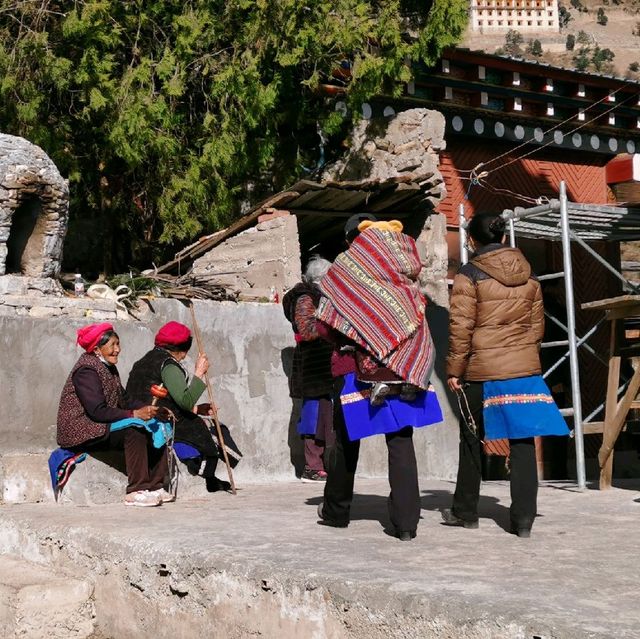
left=483, top=375, right=570, bottom=441
left=297, top=399, right=321, bottom=436
left=339, top=373, right=443, bottom=441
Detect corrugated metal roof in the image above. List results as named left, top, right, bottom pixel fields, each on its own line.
left=157, top=174, right=437, bottom=274
left=505, top=202, right=640, bottom=241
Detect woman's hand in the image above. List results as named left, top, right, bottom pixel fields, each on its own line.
left=447, top=376, right=463, bottom=393
left=133, top=405, right=158, bottom=421
left=196, top=402, right=216, bottom=416
left=194, top=352, right=209, bottom=378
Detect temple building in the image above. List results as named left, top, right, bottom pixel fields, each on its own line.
left=470, top=0, right=559, bottom=34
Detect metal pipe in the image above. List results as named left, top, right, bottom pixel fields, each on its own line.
left=559, top=181, right=586, bottom=490
left=538, top=272, right=564, bottom=281
left=541, top=340, right=569, bottom=348
left=459, top=203, right=469, bottom=265
left=583, top=381, right=630, bottom=424
left=508, top=218, right=516, bottom=247
left=543, top=314, right=605, bottom=363
left=502, top=200, right=560, bottom=221
left=568, top=230, right=640, bottom=293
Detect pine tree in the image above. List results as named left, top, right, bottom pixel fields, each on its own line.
left=527, top=39, right=543, bottom=57
left=0, top=0, right=468, bottom=274
left=503, top=30, right=524, bottom=56
left=597, top=8, right=608, bottom=25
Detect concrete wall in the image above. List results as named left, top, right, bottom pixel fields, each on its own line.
left=0, top=297, right=458, bottom=503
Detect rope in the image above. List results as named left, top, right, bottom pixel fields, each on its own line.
left=456, top=387, right=484, bottom=443
left=456, top=386, right=510, bottom=476
left=475, top=179, right=540, bottom=205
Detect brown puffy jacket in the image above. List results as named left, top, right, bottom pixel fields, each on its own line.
left=447, top=244, right=544, bottom=382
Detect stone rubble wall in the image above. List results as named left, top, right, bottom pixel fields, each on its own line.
left=191, top=214, right=302, bottom=301
left=0, top=134, right=69, bottom=279
left=322, top=108, right=449, bottom=305
left=322, top=108, right=447, bottom=210
left=0, top=277, right=120, bottom=321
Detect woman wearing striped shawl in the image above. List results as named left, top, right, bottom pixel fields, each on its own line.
left=315, top=215, right=442, bottom=541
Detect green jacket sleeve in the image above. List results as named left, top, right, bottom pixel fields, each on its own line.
left=161, top=361, right=206, bottom=412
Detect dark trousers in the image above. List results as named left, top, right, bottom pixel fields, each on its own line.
left=303, top=437, right=325, bottom=472
left=79, top=428, right=168, bottom=494
left=452, top=382, right=538, bottom=528
left=323, top=389, right=421, bottom=532
left=302, top=396, right=334, bottom=472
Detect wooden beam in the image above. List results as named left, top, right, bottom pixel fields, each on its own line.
left=290, top=208, right=414, bottom=218
left=599, top=369, right=640, bottom=488
left=600, top=318, right=622, bottom=490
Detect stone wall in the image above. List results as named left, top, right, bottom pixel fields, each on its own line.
left=322, top=108, right=446, bottom=209
left=0, top=298, right=458, bottom=504
left=191, top=214, right=302, bottom=301
left=0, top=134, right=69, bottom=280
left=322, top=108, right=449, bottom=304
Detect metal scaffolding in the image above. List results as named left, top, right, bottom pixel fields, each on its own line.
left=459, top=180, right=640, bottom=490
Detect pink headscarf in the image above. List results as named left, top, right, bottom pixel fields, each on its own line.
left=76, top=322, right=114, bottom=352
left=155, top=321, right=191, bottom=347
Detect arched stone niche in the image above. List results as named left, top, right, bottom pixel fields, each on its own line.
left=0, top=134, right=69, bottom=278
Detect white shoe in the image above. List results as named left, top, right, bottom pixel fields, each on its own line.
left=124, top=490, right=162, bottom=507
left=150, top=488, right=176, bottom=503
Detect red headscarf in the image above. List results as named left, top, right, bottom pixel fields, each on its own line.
left=76, top=322, right=114, bottom=353
left=155, top=321, right=191, bottom=347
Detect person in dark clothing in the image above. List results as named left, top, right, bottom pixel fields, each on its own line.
left=56, top=322, right=166, bottom=507
left=443, top=212, right=567, bottom=537
left=127, top=321, right=241, bottom=494
left=282, top=256, right=335, bottom=482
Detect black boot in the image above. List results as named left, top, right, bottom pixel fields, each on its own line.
left=440, top=508, right=479, bottom=529
left=206, top=476, right=231, bottom=492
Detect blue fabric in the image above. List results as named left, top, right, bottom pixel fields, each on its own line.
left=297, top=399, right=320, bottom=436
left=483, top=375, right=570, bottom=441
left=48, top=448, right=87, bottom=496
left=109, top=417, right=172, bottom=448
left=173, top=442, right=201, bottom=460
left=340, top=373, right=443, bottom=441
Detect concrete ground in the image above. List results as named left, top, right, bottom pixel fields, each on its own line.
left=0, top=478, right=638, bottom=639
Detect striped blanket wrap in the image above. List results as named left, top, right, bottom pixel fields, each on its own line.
left=317, top=228, right=435, bottom=389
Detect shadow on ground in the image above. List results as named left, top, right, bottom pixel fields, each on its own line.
left=305, top=484, right=514, bottom=533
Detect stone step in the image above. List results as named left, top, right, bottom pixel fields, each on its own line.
left=0, top=452, right=212, bottom=506
left=0, top=555, right=95, bottom=639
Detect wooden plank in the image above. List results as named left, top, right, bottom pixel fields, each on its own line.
left=289, top=190, right=332, bottom=210
left=583, top=422, right=627, bottom=435
left=581, top=295, right=640, bottom=311
left=287, top=179, right=323, bottom=193
left=290, top=208, right=414, bottom=218
left=599, top=360, right=640, bottom=488
left=312, top=187, right=362, bottom=211
left=366, top=185, right=421, bottom=213
left=600, top=318, right=621, bottom=490
left=583, top=422, right=604, bottom=435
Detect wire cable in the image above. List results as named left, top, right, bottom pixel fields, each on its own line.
left=483, top=88, right=640, bottom=178
left=473, top=85, right=628, bottom=176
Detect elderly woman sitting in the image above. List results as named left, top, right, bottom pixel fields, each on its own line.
left=56, top=322, right=170, bottom=507
left=127, top=321, right=241, bottom=493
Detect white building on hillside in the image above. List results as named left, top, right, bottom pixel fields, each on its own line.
left=470, top=0, right=559, bottom=34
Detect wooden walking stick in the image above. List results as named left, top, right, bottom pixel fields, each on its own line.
left=188, top=302, right=237, bottom=495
